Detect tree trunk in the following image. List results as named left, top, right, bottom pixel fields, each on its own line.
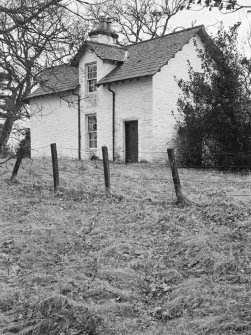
left=0, top=115, right=15, bottom=154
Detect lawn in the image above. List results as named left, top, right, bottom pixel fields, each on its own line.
left=0, top=157, right=251, bottom=335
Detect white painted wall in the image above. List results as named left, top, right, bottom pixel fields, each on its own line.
left=30, top=48, right=117, bottom=159
left=30, top=34, right=204, bottom=162
left=152, top=35, right=204, bottom=161
left=79, top=50, right=153, bottom=162
left=30, top=93, right=78, bottom=157
left=107, top=78, right=153, bottom=162
left=78, top=49, right=117, bottom=160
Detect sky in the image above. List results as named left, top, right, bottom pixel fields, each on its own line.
left=169, top=4, right=251, bottom=56
left=81, top=0, right=251, bottom=56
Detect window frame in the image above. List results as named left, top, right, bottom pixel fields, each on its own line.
left=86, top=114, right=97, bottom=150
left=86, top=62, right=97, bottom=93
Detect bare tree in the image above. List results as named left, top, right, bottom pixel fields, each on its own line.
left=88, top=0, right=251, bottom=44
left=0, top=0, right=88, bottom=152
left=88, top=0, right=190, bottom=43
left=187, top=0, right=251, bottom=12
left=0, top=0, right=101, bottom=35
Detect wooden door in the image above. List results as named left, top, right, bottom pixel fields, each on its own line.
left=125, top=121, right=138, bottom=163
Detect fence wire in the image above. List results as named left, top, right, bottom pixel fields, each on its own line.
left=2, top=145, right=251, bottom=203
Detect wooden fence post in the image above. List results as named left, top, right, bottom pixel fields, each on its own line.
left=167, top=148, right=189, bottom=205
left=51, top=143, right=59, bottom=191
left=102, top=146, right=110, bottom=194
left=11, top=147, right=25, bottom=180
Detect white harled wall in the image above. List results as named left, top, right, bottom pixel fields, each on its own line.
left=30, top=48, right=117, bottom=159
left=79, top=49, right=153, bottom=162
left=152, top=36, right=204, bottom=161
left=30, top=34, right=204, bottom=162
left=107, top=78, right=153, bottom=162
left=78, top=49, right=116, bottom=160
left=30, top=93, right=78, bottom=157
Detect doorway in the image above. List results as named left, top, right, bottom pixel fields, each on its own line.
left=125, top=121, right=138, bottom=163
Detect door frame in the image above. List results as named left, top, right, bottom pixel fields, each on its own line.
left=124, top=120, right=138, bottom=163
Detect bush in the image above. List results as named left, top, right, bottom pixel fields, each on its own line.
left=176, top=24, right=251, bottom=170
left=0, top=144, right=16, bottom=158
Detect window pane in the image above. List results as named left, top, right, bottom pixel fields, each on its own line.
left=88, top=80, right=93, bottom=92
left=88, top=66, right=93, bottom=79
left=88, top=79, right=97, bottom=92
left=93, top=65, right=97, bottom=78
left=87, top=64, right=97, bottom=92
left=89, top=132, right=97, bottom=148
left=88, top=64, right=97, bottom=79
left=88, top=115, right=97, bottom=132
left=88, top=115, right=97, bottom=148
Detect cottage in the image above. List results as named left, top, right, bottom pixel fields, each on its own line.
left=27, top=20, right=208, bottom=162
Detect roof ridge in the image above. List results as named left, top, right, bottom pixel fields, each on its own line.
left=127, top=25, right=205, bottom=47
left=87, top=40, right=127, bottom=50
left=43, top=63, right=77, bottom=71
left=98, top=25, right=208, bottom=86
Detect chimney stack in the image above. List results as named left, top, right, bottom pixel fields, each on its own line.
left=88, top=16, right=118, bottom=45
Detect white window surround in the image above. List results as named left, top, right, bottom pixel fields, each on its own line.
left=86, top=114, right=97, bottom=149
left=86, top=63, right=97, bottom=93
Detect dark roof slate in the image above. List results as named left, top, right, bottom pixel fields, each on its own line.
left=97, top=25, right=206, bottom=85
left=26, top=26, right=207, bottom=99
left=71, top=41, right=126, bottom=65
left=26, top=65, right=79, bottom=99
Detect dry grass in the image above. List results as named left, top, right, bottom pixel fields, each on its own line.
left=0, top=157, right=251, bottom=334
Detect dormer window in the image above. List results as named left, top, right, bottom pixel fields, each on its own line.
left=87, top=63, right=97, bottom=93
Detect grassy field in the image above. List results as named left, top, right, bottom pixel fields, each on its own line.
left=0, top=157, right=251, bottom=335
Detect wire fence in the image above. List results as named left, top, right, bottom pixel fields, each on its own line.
left=28, top=146, right=251, bottom=168
left=1, top=143, right=251, bottom=204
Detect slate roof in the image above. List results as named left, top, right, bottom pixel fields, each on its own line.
left=26, top=25, right=208, bottom=99
left=71, top=41, right=126, bottom=65
left=97, top=25, right=206, bottom=85
left=26, top=65, right=79, bottom=100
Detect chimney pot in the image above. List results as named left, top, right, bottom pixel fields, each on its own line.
left=100, top=16, right=106, bottom=30
left=106, top=17, right=112, bottom=32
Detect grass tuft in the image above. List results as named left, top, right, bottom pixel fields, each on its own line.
left=1, top=158, right=251, bottom=334
left=4, top=295, right=101, bottom=335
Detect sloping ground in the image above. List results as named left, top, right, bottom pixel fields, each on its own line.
left=0, top=158, right=251, bottom=335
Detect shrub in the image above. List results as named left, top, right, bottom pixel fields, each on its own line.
left=176, top=24, right=251, bottom=170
